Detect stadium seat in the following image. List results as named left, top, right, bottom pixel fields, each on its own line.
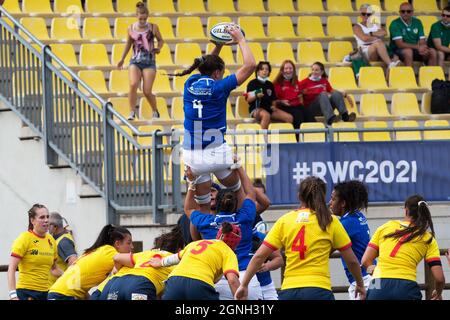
left=355, top=0, right=382, bottom=11
left=156, top=44, right=174, bottom=68
left=360, top=94, right=391, bottom=117
left=51, top=18, right=82, bottom=41
left=238, top=16, right=268, bottom=41
left=85, top=0, right=115, bottom=14
left=176, top=17, right=206, bottom=41
left=173, top=68, right=199, bottom=93
left=83, top=18, right=113, bottom=41
left=235, top=123, right=264, bottom=145
left=362, top=121, right=391, bottom=141
left=109, top=70, right=132, bottom=96
left=300, top=122, right=326, bottom=142
left=152, top=70, right=173, bottom=95
left=206, top=43, right=235, bottom=65
left=417, top=16, right=438, bottom=36
left=267, top=16, right=298, bottom=40
left=20, top=18, right=49, bottom=41
left=174, top=43, right=202, bottom=67
left=385, top=15, right=397, bottom=36
left=268, top=123, right=297, bottom=143
left=111, top=43, right=132, bottom=67
left=329, top=67, right=358, bottom=91
left=235, top=95, right=251, bottom=119
left=22, top=0, right=52, bottom=14
left=226, top=100, right=236, bottom=120
left=237, top=0, right=266, bottom=13
left=418, top=66, right=445, bottom=89
left=117, top=0, right=137, bottom=14
left=148, top=17, right=176, bottom=40
left=72, top=125, right=103, bottom=155
left=54, top=0, right=83, bottom=13
left=328, top=41, right=354, bottom=63
left=267, top=42, right=295, bottom=66
left=389, top=67, right=418, bottom=90
left=51, top=44, right=78, bottom=68
left=236, top=42, right=265, bottom=64
left=343, top=94, right=359, bottom=116
left=80, top=43, right=111, bottom=67
left=137, top=124, right=165, bottom=146
left=108, top=97, right=130, bottom=119
left=297, top=42, right=326, bottom=64
left=298, top=67, right=310, bottom=81
left=359, top=67, right=389, bottom=90
left=148, top=0, right=175, bottom=13
left=327, top=16, right=353, bottom=38
left=414, top=0, right=439, bottom=12
left=393, top=120, right=421, bottom=141
left=78, top=70, right=109, bottom=95
left=177, top=0, right=206, bottom=13
left=298, top=0, right=324, bottom=12
left=171, top=97, right=184, bottom=121
left=207, top=0, right=236, bottom=13
left=207, top=16, right=232, bottom=33
left=384, top=0, right=404, bottom=12
left=326, top=0, right=354, bottom=12
left=2, top=0, right=21, bottom=13
left=391, top=93, right=423, bottom=116
left=114, top=17, right=135, bottom=39
left=297, top=16, right=327, bottom=39
left=332, top=122, right=360, bottom=142
left=267, top=0, right=296, bottom=13
left=140, top=97, right=170, bottom=120
left=420, top=92, right=433, bottom=114
left=424, top=120, right=450, bottom=140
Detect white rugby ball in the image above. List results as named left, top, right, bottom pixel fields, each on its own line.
left=209, top=22, right=245, bottom=45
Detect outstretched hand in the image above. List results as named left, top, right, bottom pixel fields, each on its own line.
left=225, top=24, right=244, bottom=45
left=148, top=257, right=163, bottom=268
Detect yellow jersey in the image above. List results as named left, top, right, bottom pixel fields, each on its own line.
left=48, top=232, right=76, bottom=287
left=49, top=245, right=117, bottom=299
left=169, top=240, right=239, bottom=287
left=11, top=230, right=57, bottom=292
left=264, top=209, right=351, bottom=291
left=368, top=220, right=441, bottom=282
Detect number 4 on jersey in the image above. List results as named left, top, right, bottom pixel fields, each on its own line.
left=193, top=99, right=203, bottom=118
left=292, top=226, right=307, bottom=260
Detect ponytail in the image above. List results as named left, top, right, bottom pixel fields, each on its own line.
left=153, top=225, right=185, bottom=253
left=221, top=221, right=233, bottom=234
left=215, top=189, right=238, bottom=213
left=84, top=224, right=131, bottom=254
left=170, top=55, right=225, bottom=78
left=298, top=177, right=332, bottom=231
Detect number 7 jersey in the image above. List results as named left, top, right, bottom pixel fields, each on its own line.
left=263, top=209, right=352, bottom=291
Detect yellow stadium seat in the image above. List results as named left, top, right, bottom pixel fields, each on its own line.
left=414, top=0, right=439, bottom=12
left=136, top=124, right=165, bottom=146
left=20, top=18, right=49, bottom=41
left=237, top=0, right=266, bottom=13
left=207, top=0, right=236, bottom=13
left=327, top=16, right=353, bottom=38
left=391, top=93, right=423, bottom=116
left=268, top=123, right=297, bottom=143
left=298, top=0, right=324, bottom=12
left=270, top=68, right=280, bottom=81
left=267, top=16, right=298, bottom=40
left=206, top=43, right=235, bottom=65
left=332, top=122, right=360, bottom=142
left=207, top=16, right=232, bottom=33
left=51, top=44, right=78, bottom=68
left=108, top=97, right=129, bottom=119
left=238, top=16, right=267, bottom=41
left=83, top=17, right=113, bottom=41
left=72, top=125, right=103, bottom=155
left=117, top=0, right=137, bottom=14
left=355, top=0, right=382, bottom=11
left=235, top=123, right=264, bottom=145
left=178, top=0, right=206, bottom=13
left=172, top=69, right=191, bottom=93
left=417, top=16, right=438, bottom=36
left=171, top=97, right=184, bottom=121
left=111, top=43, right=132, bottom=67
left=424, top=120, right=450, bottom=140
left=420, top=92, right=432, bottom=114
left=359, top=67, right=389, bottom=90
left=237, top=148, right=265, bottom=180
left=297, top=67, right=310, bottom=81
left=54, top=0, right=83, bottom=13
left=343, top=94, right=359, bottom=116
left=152, top=70, right=173, bottom=95
left=114, top=17, right=135, bottom=39
left=363, top=121, right=391, bottom=141
left=2, top=0, right=21, bottom=13
left=328, top=41, right=354, bottom=63
left=418, top=66, right=445, bottom=89
left=384, top=0, right=404, bottom=12
left=297, top=42, right=326, bottom=64
left=85, top=0, right=115, bottom=14
left=140, top=97, right=170, bottom=120
left=236, top=95, right=251, bottom=119
left=389, top=67, right=418, bottom=90
left=326, top=0, right=354, bottom=12
left=385, top=15, right=397, bottom=37
left=300, top=122, right=326, bottom=142
left=174, top=43, right=202, bottom=67
left=226, top=100, right=236, bottom=120
left=109, top=70, right=131, bottom=95
left=176, top=17, right=206, bottom=41
left=78, top=70, right=109, bottom=95
left=360, top=94, right=391, bottom=117
left=267, top=42, right=295, bottom=66
left=267, top=0, right=296, bottom=13
left=80, top=43, right=111, bottom=67
left=329, top=67, right=358, bottom=90
left=156, top=44, right=174, bottom=68
left=22, top=0, right=52, bottom=14
left=51, top=18, right=82, bottom=41
left=148, top=17, right=176, bottom=40
left=236, top=42, right=265, bottom=64
left=148, top=0, right=175, bottom=13
left=297, top=16, right=326, bottom=39
left=393, top=120, right=421, bottom=141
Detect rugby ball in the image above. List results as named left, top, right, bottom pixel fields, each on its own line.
left=210, top=22, right=245, bottom=45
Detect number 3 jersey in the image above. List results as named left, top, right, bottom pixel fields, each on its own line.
left=183, top=73, right=238, bottom=149
left=263, top=209, right=351, bottom=291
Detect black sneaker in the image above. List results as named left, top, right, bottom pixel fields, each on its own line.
left=345, top=112, right=356, bottom=122
left=327, top=115, right=339, bottom=126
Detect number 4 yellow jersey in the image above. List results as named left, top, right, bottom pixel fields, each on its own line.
left=264, top=209, right=351, bottom=291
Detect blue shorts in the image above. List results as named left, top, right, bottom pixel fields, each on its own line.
left=97, top=277, right=119, bottom=300
left=366, top=278, right=422, bottom=300
left=278, top=287, right=335, bottom=300
left=130, top=58, right=156, bottom=71
left=16, top=288, right=48, bottom=300
left=104, top=274, right=157, bottom=300
left=47, top=292, right=76, bottom=300
left=89, top=289, right=101, bottom=300
left=162, top=276, right=219, bottom=300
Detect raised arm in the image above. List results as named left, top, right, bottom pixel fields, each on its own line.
left=236, top=166, right=256, bottom=205
left=230, top=26, right=256, bottom=85
left=254, top=187, right=270, bottom=214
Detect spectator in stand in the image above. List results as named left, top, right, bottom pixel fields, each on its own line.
left=245, top=61, right=293, bottom=129
left=298, top=62, right=356, bottom=126
left=389, top=2, right=437, bottom=67
left=427, top=6, right=450, bottom=69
